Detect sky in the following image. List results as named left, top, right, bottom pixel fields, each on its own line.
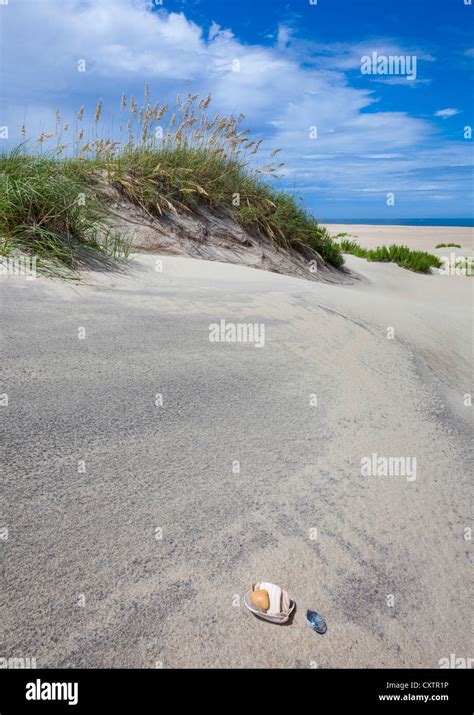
left=0, top=0, right=473, bottom=218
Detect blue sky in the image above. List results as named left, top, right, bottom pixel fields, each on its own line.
left=1, top=0, right=473, bottom=218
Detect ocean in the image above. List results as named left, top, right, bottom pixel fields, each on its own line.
left=321, top=219, right=474, bottom=227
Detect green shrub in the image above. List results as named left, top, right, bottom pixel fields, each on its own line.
left=339, top=239, right=442, bottom=273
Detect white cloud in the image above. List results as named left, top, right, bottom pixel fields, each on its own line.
left=292, top=39, right=435, bottom=72
left=1, top=0, right=471, bottom=214
left=372, top=77, right=431, bottom=86
left=435, top=108, right=461, bottom=119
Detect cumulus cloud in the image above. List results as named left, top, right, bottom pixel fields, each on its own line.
left=1, top=0, right=471, bottom=215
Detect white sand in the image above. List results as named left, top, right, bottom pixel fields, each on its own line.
left=1, top=232, right=472, bottom=668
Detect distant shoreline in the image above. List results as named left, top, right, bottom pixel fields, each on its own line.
left=321, top=219, right=474, bottom=227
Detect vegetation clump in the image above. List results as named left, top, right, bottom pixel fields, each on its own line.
left=0, top=89, right=344, bottom=274
left=339, top=239, right=442, bottom=273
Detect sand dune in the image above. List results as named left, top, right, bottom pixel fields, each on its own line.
left=1, top=237, right=471, bottom=668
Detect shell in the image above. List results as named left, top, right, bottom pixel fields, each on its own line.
left=257, top=582, right=282, bottom=615
left=306, top=609, right=327, bottom=634
left=250, top=589, right=269, bottom=612
left=244, top=582, right=295, bottom=624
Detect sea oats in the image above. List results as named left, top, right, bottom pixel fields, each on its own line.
left=174, top=122, right=185, bottom=142
left=145, top=104, right=153, bottom=123
left=94, top=99, right=103, bottom=123
left=156, top=104, right=168, bottom=121
left=250, top=139, right=263, bottom=155
left=201, top=93, right=212, bottom=109
left=37, top=131, right=55, bottom=143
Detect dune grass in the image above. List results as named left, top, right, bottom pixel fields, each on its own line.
left=435, top=242, right=461, bottom=248
left=339, top=239, right=442, bottom=273
left=0, top=150, right=130, bottom=275
left=0, top=90, right=344, bottom=274
left=109, top=145, right=343, bottom=267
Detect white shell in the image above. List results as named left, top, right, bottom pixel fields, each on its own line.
left=244, top=584, right=295, bottom=624
left=257, top=581, right=282, bottom=615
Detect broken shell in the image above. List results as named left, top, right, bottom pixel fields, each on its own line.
left=244, top=582, right=295, bottom=624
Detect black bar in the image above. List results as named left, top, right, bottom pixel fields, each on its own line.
left=0, top=668, right=471, bottom=712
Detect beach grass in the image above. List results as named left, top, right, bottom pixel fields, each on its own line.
left=0, top=149, right=131, bottom=276
left=435, top=242, right=461, bottom=248
left=339, top=239, right=442, bottom=273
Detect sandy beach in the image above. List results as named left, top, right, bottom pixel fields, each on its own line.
left=2, top=227, right=471, bottom=668
left=2, top=0, right=472, bottom=700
